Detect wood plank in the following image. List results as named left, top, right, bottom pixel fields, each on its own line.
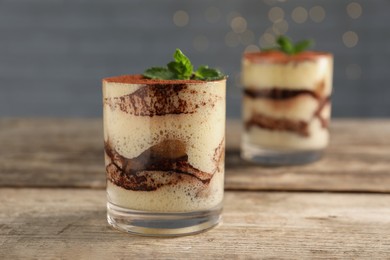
left=226, top=120, right=390, bottom=192
left=0, top=118, right=104, bottom=188
left=0, top=118, right=389, bottom=192
left=0, top=188, right=389, bottom=259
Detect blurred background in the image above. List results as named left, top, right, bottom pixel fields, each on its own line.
left=1, top=0, right=389, bottom=118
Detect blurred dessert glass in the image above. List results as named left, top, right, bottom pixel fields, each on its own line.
left=241, top=51, right=333, bottom=165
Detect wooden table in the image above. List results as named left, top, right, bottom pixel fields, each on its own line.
left=1, top=119, right=390, bottom=259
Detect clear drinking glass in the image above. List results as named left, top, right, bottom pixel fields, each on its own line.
left=241, top=51, right=333, bottom=165
left=103, top=75, right=226, bottom=236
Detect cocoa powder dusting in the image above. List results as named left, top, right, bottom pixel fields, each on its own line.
left=244, top=51, right=332, bottom=64
left=103, top=74, right=205, bottom=85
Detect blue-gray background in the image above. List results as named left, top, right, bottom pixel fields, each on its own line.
left=1, top=0, right=389, bottom=118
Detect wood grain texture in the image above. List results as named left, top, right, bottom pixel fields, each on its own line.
left=0, top=118, right=390, bottom=192
left=0, top=188, right=389, bottom=259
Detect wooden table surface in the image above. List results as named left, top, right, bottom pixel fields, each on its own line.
left=1, top=118, right=390, bottom=259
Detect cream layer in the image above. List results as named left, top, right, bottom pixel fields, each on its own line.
left=106, top=164, right=224, bottom=212
left=243, top=95, right=319, bottom=122
left=241, top=56, right=333, bottom=96
left=243, top=118, right=329, bottom=150
left=103, top=80, right=226, bottom=174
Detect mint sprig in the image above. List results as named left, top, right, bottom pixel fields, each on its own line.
left=194, top=65, right=225, bottom=81
left=143, top=67, right=175, bottom=80
left=263, top=36, right=314, bottom=55
left=167, top=49, right=193, bottom=79
left=143, top=49, right=226, bottom=81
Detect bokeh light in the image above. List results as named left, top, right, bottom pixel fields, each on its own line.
left=230, top=16, right=248, bottom=33
left=309, top=6, right=326, bottom=23
left=226, top=11, right=241, bottom=24
left=347, top=2, right=363, bottom=19
left=173, top=10, right=189, bottom=27
left=292, top=7, right=308, bottom=24
left=259, top=32, right=276, bottom=48
left=268, top=7, right=284, bottom=23
left=343, top=31, right=359, bottom=48
left=272, top=20, right=289, bottom=35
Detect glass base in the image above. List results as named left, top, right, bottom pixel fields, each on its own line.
left=241, top=142, right=323, bottom=166
left=107, top=202, right=222, bottom=237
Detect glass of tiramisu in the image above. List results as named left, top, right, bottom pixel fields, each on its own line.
left=241, top=36, right=333, bottom=165
left=103, top=49, right=226, bottom=236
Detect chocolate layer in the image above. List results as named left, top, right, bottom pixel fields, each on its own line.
left=314, top=97, right=331, bottom=129
left=105, top=84, right=189, bottom=117
left=105, top=139, right=224, bottom=191
left=244, top=88, right=319, bottom=100
left=104, top=84, right=220, bottom=117
left=245, top=113, right=309, bottom=137
left=244, top=87, right=330, bottom=135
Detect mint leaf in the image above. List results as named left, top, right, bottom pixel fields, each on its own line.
left=277, top=36, right=295, bottom=55
left=172, top=49, right=193, bottom=79
left=294, top=39, right=314, bottom=54
left=194, top=65, right=225, bottom=80
left=261, top=36, right=315, bottom=55
left=167, top=61, right=189, bottom=79
left=174, top=49, right=193, bottom=72
left=143, top=67, right=175, bottom=80
left=143, top=49, right=226, bottom=81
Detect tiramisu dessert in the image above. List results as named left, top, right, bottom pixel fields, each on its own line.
left=103, top=49, right=226, bottom=235
left=241, top=36, right=333, bottom=165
